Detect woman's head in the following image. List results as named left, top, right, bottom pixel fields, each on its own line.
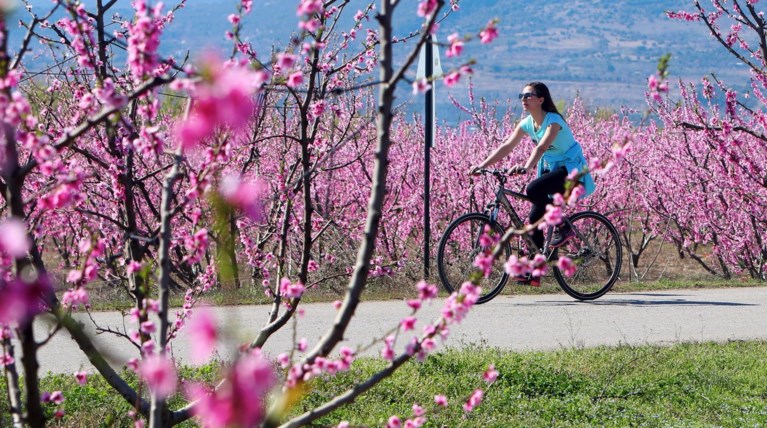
left=522, top=81, right=561, bottom=116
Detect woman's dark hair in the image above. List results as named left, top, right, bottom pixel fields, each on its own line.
left=527, top=81, right=563, bottom=118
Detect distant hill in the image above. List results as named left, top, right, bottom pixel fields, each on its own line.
left=16, top=0, right=751, bottom=121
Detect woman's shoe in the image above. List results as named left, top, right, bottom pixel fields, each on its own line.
left=513, top=273, right=541, bottom=287
left=550, top=226, right=575, bottom=248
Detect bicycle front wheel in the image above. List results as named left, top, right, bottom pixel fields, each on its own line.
left=437, top=213, right=511, bottom=304
left=552, top=211, right=622, bottom=300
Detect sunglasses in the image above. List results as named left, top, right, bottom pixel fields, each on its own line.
left=518, top=92, right=538, bottom=100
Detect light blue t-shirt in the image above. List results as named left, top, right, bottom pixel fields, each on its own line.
left=519, top=112, right=596, bottom=197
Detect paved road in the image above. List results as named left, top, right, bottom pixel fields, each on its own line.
left=20, top=287, right=767, bottom=374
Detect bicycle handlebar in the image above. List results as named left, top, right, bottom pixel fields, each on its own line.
left=474, top=167, right=527, bottom=177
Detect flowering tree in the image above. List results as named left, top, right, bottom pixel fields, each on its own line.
left=645, top=0, right=767, bottom=279
left=0, top=0, right=507, bottom=426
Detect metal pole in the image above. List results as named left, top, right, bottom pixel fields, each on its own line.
left=424, top=35, right=433, bottom=279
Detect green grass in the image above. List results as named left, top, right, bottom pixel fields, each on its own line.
left=4, top=341, right=767, bottom=427
left=294, top=341, right=767, bottom=427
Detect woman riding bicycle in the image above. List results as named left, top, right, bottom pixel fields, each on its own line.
left=469, top=82, right=595, bottom=283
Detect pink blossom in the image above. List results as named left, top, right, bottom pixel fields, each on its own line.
left=542, top=204, right=563, bottom=227
left=0, top=276, right=53, bottom=325
left=473, top=252, right=494, bottom=277
left=0, top=217, right=31, bottom=258
left=504, top=255, right=528, bottom=277
left=612, top=141, right=631, bottom=163
left=185, top=349, right=275, bottom=427
left=412, top=78, right=432, bottom=95
left=337, top=422, right=350, bottom=428
left=75, top=371, right=88, bottom=385
left=381, top=335, right=395, bottom=361
left=480, top=20, right=499, bottom=44
left=407, top=299, right=422, bottom=310
left=1, top=353, right=14, bottom=366
left=126, top=261, right=143, bottom=274
left=286, top=71, right=305, bottom=88
left=387, top=415, right=402, bottom=428
left=557, top=256, right=577, bottom=277
left=277, top=353, right=291, bottom=368
left=412, top=403, right=425, bottom=417
left=300, top=18, right=322, bottom=32
left=483, top=364, right=499, bottom=383
left=417, top=0, right=438, bottom=17
left=567, top=185, right=586, bottom=206
left=175, top=54, right=263, bottom=150
left=297, top=0, right=323, bottom=16
left=140, top=321, right=156, bottom=334
left=434, top=394, right=448, bottom=407
left=443, top=71, right=461, bottom=87
left=446, top=33, right=464, bottom=58
left=416, top=281, right=439, bottom=301
left=463, top=388, right=484, bottom=412
left=61, top=287, right=90, bottom=310
left=279, top=278, right=306, bottom=298
left=49, top=390, right=65, bottom=405
left=219, top=174, right=266, bottom=221
left=400, top=316, right=417, bottom=331
left=138, top=355, right=178, bottom=399
left=276, top=53, right=297, bottom=70
left=187, top=307, right=218, bottom=364
left=530, top=254, right=548, bottom=278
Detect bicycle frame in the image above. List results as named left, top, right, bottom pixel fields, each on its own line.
left=482, top=170, right=578, bottom=261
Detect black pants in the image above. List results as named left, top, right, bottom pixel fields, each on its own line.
left=526, top=166, right=568, bottom=250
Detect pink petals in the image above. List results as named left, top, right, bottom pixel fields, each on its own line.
left=186, top=349, right=276, bottom=428
left=187, top=307, right=218, bottom=364
left=175, top=54, right=267, bottom=150
left=0, top=218, right=30, bottom=258
left=138, top=355, right=178, bottom=399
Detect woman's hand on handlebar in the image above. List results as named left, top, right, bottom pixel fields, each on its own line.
left=468, top=165, right=483, bottom=176
left=508, top=164, right=530, bottom=175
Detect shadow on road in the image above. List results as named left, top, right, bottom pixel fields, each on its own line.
left=528, top=296, right=757, bottom=307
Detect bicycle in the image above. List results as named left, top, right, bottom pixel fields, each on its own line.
left=436, top=168, right=622, bottom=303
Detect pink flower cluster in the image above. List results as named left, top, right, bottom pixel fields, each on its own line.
left=0, top=275, right=52, bottom=325
left=185, top=349, right=276, bottom=427
left=647, top=74, right=669, bottom=102
left=174, top=55, right=269, bottom=150
left=441, top=282, right=481, bottom=324
left=504, top=254, right=548, bottom=279
left=126, top=0, right=164, bottom=82
left=279, top=277, right=306, bottom=298
left=443, top=65, right=473, bottom=88
left=479, top=20, right=499, bottom=44
left=0, top=218, right=31, bottom=259
left=138, top=354, right=178, bottom=399
left=417, top=0, right=438, bottom=18
left=219, top=174, right=266, bottom=221
left=446, top=33, right=464, bottom=58
left=56, top=6, right=97, bottom=70
left=183, top=229, right=209, bottom=265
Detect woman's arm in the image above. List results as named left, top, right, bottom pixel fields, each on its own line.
left=468, top=125, right=527, bottom=174
left=520, top=123, right=560, bottom=173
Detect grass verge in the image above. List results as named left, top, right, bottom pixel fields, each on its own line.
left=3, top=341, right=766, bottom=427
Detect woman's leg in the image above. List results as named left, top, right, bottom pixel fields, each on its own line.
left=526, top=166, right=568, bottom=250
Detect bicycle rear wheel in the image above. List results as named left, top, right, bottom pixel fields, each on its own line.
left=437, top=213, right=511, bottom=304
left=552, top=211, right=622, bottom=300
